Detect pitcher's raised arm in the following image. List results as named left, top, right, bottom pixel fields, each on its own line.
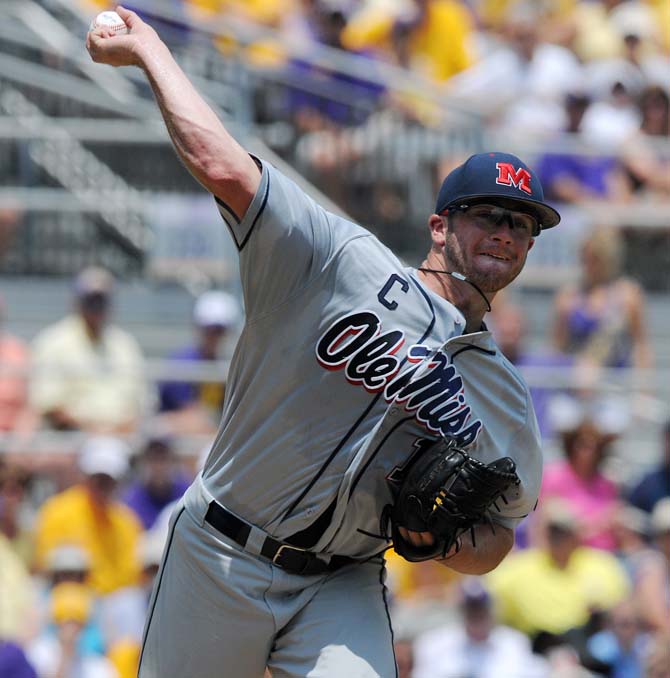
left=86, top=5, right=260, bottom=216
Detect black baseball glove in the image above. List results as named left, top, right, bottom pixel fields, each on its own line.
left=383, top=438, right=520, bottom=562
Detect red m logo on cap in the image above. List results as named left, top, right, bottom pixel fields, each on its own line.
left=495, top=163, right=532, bottom=194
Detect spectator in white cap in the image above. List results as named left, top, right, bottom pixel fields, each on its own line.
left=158, top=290, right=241, bottom=434
left=32, top=544, right=111, bottom=660
left=29, top=266, right=148, bottom=433
left=33, top=436, right=143, bottom=595
left=46, top=545, right=91, bottom=587
left=413, top=577, right=546, bottom=678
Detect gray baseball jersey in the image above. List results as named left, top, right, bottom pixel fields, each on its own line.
left=185, top=158, right=543, bottom=560
left=142, top=158, right=544, bottom=677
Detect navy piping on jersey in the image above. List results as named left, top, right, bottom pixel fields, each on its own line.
left=451, top=344, right=497, bottom=360
left=239, top=176, right=269, bottom=251
left=347, top=414, right=414, bottom=500
left=281, top=392, right=382, bottom=523
left=214, top=195, right=240, bottom=225
left=217, top=173, right=269, bottom=252
left=281, top=274, right=436, bottom=525
left=138, top=506, right=185, bottom=675
left=347, top=350, right=497, bottom=509
left=347, top=301, right=496, bottom=498
left=380, top=560, right=398, bottom=678
left=286, top=496, right=338, bottom=547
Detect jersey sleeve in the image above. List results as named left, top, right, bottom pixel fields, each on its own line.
left=490, top=390, right=543, bottom=531
left=214, top=158, right=364, bottom=319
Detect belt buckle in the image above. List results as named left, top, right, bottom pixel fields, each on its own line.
left=272, top=544, right=313, bottom=574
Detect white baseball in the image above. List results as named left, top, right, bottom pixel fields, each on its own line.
left=89, top=10, right=129, bottom=34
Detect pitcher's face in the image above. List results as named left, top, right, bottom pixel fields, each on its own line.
left=441, top=207, right=535, bottom=293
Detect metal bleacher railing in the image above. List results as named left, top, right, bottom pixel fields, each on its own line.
left=0, top=0, right=354, bottom=282
left=0, top=1, right=667, bottom=467
left=0, top=0, right=667, bottom=294
left=0, top=356, right=666, bottom=485
left=0, top=0, right=668, bottom=287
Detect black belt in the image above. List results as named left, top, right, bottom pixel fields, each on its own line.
left=204, top=501, right=358, bottom=576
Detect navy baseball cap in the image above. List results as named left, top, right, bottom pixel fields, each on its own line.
left=435, top=152, right=561, bottom=231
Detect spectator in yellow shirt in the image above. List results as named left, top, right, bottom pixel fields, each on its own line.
left=34, top=437, right=143, bottom=595
left=342, top=0, right=475, bottom=82
left=342, top=0, right=475, bottom=124
left=187, top=0, right=288, bottom=68
left=487, top=499, right=630, bottom=637
left=30, top=267, right=148, bottom=434
left=188, top=0, right=285, bottom=25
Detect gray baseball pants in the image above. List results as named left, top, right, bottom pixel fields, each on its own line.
left=138, top=498, right=397, bottom=678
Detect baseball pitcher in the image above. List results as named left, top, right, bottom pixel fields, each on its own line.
left=87, top=7, right=560, bottom=677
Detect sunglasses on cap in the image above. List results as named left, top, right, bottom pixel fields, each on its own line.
left=447, top=203, right=540, bottom=237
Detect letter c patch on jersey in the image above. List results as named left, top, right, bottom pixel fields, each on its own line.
left=495, top=162, right=532, bottom=195
left=378, top=274, right=409, bottom=311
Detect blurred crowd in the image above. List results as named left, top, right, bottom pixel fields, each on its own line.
left=0, top=267, right=241, bottom=676
left=0, top=230, right=667, bottom=677
left=277, top=0, right=666, bottom=218
left=108, top=0, right=668, bottom=269
left=0, top=266, right=240, bottom=441
left=387, top=455, right=670, bottom=678
left=0, top=0, right=667, bottom=675
left=383, top=219, right=668, bottom=676
left=82, top=0, right=670, bottom=205
left=0, top=433, right=197, bottom=678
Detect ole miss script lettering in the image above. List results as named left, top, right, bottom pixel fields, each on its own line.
left=316, top=311, right=482, bottom=447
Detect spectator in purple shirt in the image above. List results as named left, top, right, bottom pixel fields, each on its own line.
left=0, top=640, right=37, bottom=678
left=122, top=431, right=191, bottom=530
left=628, top=420, right=670, bottom=514
left=281, top=4, right=385, bottom=129
left=159, top=290, right=240, bottom=435
left=491, top=302, right=572, bottom=441
left=536, top=92, right=630, bottom=204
